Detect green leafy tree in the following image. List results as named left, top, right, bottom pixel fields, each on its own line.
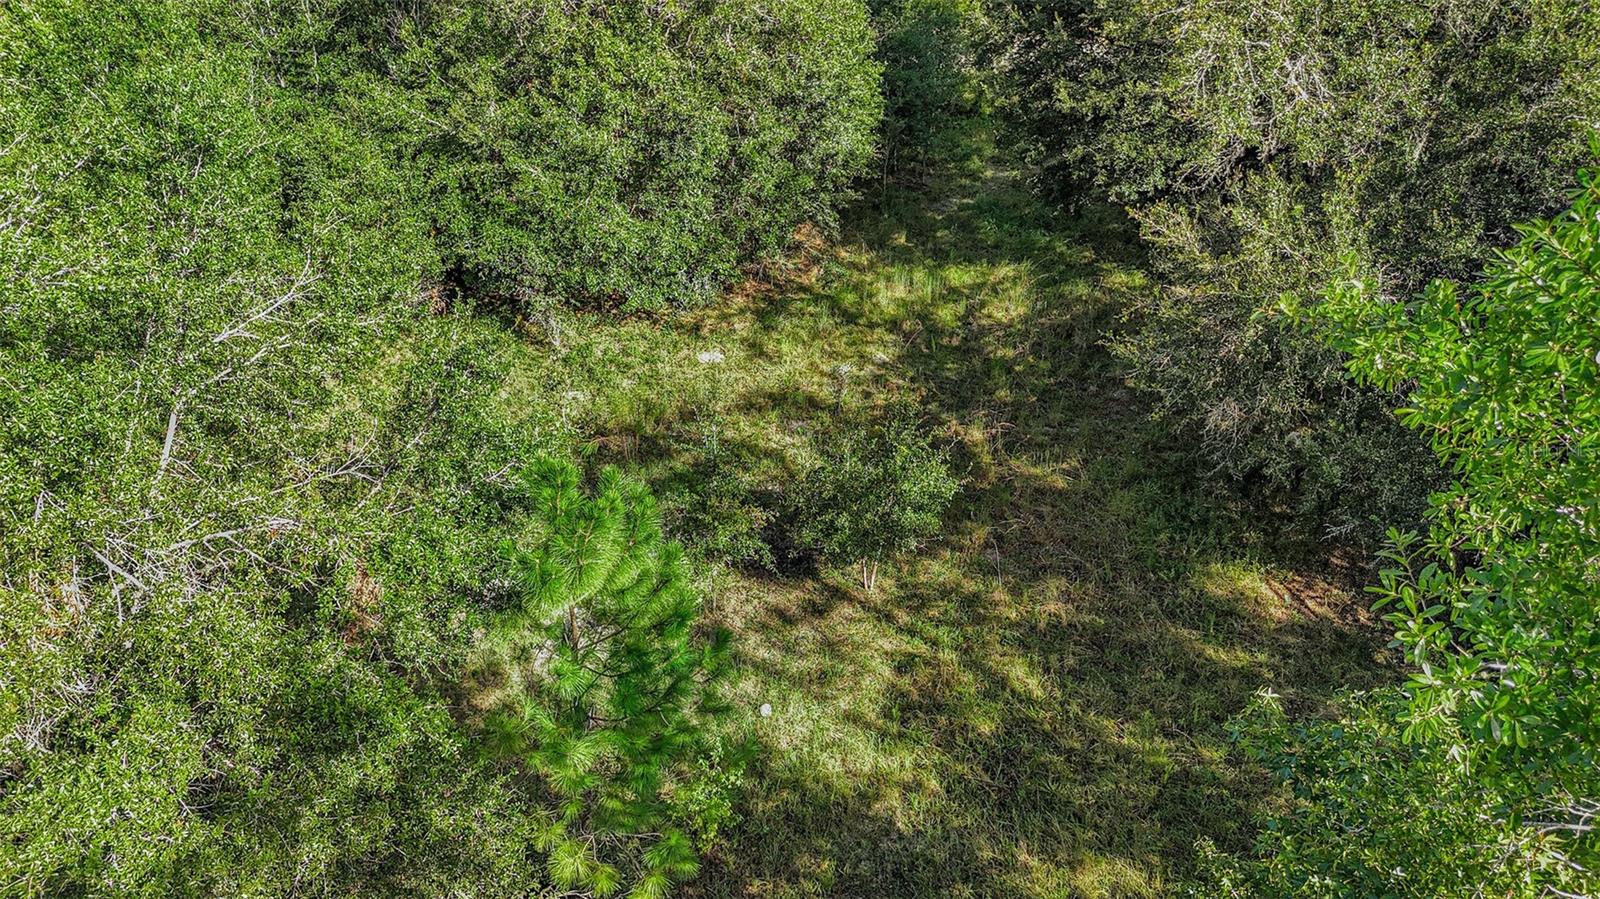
left=1314, top=156, right=1600, bottom=823
left=990, top=0, right=1600, bottom=537
left=1201, top=156, right=1600, bottom=896
left=792, top=419, right=958, bottom=590
left=256, top=0, right=883, bottom=313
left=1192, top=690, right=1588, bottom=897
left=480, top=459, right=740, bottom=898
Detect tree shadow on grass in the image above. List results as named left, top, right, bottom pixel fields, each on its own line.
left=682, top=148, right=1393, bottom=898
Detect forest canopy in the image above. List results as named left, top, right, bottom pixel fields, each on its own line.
left=994, top=0, right=1600, bottom=537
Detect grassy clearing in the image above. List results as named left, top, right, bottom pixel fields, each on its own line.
left=498, top=136, right=1392, bottom=897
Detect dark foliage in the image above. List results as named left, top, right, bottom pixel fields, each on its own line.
left=990, top=0, right=1600, bottom=539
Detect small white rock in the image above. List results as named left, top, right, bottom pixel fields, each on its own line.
left=697, top=349, right=725, bottom=364
left=759, top=703, right=772, bottom=718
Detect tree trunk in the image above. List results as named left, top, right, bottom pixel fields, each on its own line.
left=862, top=558, right=880, bottom=592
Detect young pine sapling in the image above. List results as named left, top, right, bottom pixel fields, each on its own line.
left=479, top=459, right=741, bottom=898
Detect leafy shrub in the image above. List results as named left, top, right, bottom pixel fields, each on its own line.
left=1315, top=158, right=1600, bottom=833
left=791, top=418, right=958, bottom=589
left=1191, top=690, right=1588, bottom=897
left=259, top=0, right=883, bottom=313
left=0, top=5, right=506, bottom=891
left=481, top=459, right=741, bottom=897
left=1200, top=157, right=1600, bottom=897
left=991, top=0, right=1600, bottom=536
left=871, top=0, right=989, bottom=179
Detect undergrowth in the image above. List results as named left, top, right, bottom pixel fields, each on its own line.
left=497, top=127, right=1393, bottom=897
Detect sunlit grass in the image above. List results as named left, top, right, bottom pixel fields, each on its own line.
left=498, top=139, right=1393, bottom=897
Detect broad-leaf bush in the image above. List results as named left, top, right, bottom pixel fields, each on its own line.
left=990, top=0, right=1600, bottom=536
left=258, top=0, right=883, bottom=312
left=791, top=417, right=958, bottom=590
left=1200, top=158, right=1600, bottom=896
left=1192, top=690, right=1588, bottom=897
left=1317, top=158, right=1600, bottom=826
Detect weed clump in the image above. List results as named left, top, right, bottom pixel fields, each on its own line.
left=790, top=416, right=959, bottom=590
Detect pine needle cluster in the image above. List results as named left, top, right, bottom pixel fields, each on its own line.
left=481, top=459, right=740, bottom=898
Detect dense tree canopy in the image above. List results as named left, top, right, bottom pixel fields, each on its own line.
left=1195, top=155, right=1600, bottom=898
left=251, top=0, right=883, bottom=312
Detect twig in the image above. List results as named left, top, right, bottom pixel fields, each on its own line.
left=88, top=546, right=148, bottom=593
left=155, top=402, right=181, bottom=484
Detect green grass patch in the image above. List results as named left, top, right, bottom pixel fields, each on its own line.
left=499, top=133, right=1392, bottom=898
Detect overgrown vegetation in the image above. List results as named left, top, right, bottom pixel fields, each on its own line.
left=871, top=0, right=990, bottom=182
left=1190, top=159, right=1600, bottom=896
left=991, top=0, right=1600, bottom=538
left=0, top=0, right=874, bottom=892
left=988, top=0, right=1600, bottom=890
left=5, top=0, right=1599, bottom=895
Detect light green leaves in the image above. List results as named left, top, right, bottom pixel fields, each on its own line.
left=484, top=458, right=742, bottom=897
left=1293, top=160, right=1600, bottom=887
